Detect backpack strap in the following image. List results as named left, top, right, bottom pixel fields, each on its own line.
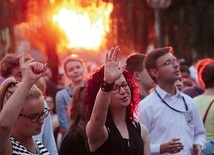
left=203, top=99, right=214, bottom=124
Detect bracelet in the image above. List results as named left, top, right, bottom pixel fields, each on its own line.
left=100, top=80, right=114, bottom=92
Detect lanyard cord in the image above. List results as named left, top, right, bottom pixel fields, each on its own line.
left=155, top=90, right=188, bottom=113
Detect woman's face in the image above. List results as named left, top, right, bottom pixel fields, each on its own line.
left=109, top=75, right=131, bottom=109
left=45, top=96, right=54, bottom=111
left=15, top=97, right=46, bottom=136
left=65, top=61, right=84, bottom=83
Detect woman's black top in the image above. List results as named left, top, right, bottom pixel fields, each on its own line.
left=59, top=130, right=90, bottom=155
left=92, top=121, right=144, bottom=155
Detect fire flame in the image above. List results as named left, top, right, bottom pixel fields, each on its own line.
left=53, top=2, right=113, bottom=51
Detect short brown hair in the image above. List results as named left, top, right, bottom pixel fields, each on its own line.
left=199, top=61, right=214, bottom=89
left=144, top=46, right=174, bottom=83
left=0, top=53, right=31, bottom=78
left=125, top=53, right=145, bottom=75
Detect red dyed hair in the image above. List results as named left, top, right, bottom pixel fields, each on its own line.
left=84, top=65, right=140, bottom=124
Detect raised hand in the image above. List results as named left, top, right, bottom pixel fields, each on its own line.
left=19, top=53, right=47, bottom=83
left=104, top=46, right=126, bottom=84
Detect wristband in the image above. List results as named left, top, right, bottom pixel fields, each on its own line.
left=100, top=80, right=114, bottom=92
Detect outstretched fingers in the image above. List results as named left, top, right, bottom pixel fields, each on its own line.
left=112, top=46, right=120, bottom=61
left=106, top=46, right=120, bottom=63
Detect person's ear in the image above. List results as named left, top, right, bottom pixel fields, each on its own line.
left=133, top=71, right=140, bottom=81
left=149, top=69, right=158, bottom=79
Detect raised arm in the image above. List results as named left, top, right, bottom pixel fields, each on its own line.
left=0, top=54, right=47, bottom=154
left=86, top=46, right=126, bottom=151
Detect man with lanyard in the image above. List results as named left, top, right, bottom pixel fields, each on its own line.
left=136, top=46, right=206, bottom=155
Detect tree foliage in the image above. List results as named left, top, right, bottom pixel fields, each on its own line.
left=1, top=0, right=214, bottom=66
left=105, top=0, right=154, bottom=55
left=164, top=0, right=214, bottom=64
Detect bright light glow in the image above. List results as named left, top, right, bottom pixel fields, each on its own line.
left=54, top=2, right=113, bottom=51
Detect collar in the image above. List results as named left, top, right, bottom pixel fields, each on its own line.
left=66, top=82, right=87, bottom=97
left=66, top=84, right=73, bottom=97
left=156, top=85, right=182, bottom=99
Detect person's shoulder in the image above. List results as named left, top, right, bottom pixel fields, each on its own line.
left=60, top=131, right=86, bottom=155
left=139, top=92, right=155, bottom=104
left=194, top=95, right=214, bottom=104
left=56, top=89, right=68, bottom=96
left=193, top=95, right=204, bottom=106
left=61, top=134, right=74, bottom=144
left=182, top=85, right=195, bottom=93
left=63, top=131, right=85, bottom=144
left=180, top=92, right=196, bottom=102
left=180, top=92, right=200, bottom=110
left=138, top=93, right=155, bottom=112
left=193, top=95, right=202, bottom=101
left=138, top=122, right=148, bottom=132
left=136, top=122, right=149, bottom=139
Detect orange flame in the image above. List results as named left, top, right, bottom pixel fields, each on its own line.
left=53, top=2, right=113, bottom=51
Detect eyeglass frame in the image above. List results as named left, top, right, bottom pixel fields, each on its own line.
left=156, top=58, right=180, bottom=69
left=111, top=81, right=130, bottom=94
left=19, top=108, right=50, bottom=123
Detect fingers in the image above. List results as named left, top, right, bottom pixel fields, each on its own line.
left=168, top=139, right=184, bottom=153
left=19, top=52, right=34, bottom=68
left=19, top=53, right=25, bottom=67
left=171, top=138, right=180, bottom=141
left=161, top=139, right=184, bottom=154
left=25, top=59, right=35, bottom=65
left=112, top=46, right=120, bottom=61
left=106, top=46, right=120, bottom=62
left=30, top=62, right=47, bottom=75
left=19, top=52, right=47, bottom=75
left=169, top=143, right=184, bottom=153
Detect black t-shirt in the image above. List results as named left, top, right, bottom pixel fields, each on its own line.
left=59, top=131, right=90, bottom=155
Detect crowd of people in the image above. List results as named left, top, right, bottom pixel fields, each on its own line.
left=0, top=45, right=213, bottom=155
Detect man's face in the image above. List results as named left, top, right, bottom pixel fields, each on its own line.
left=11, top=66, right=22, bottom=82
left=154, top=53, right=181, bottom=84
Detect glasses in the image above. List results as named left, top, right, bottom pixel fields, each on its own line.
left=111, top=82, right=130, bottom=94
left=19, top=108, right=50, bottom=123
left=156, top=58, right=180, bottom=69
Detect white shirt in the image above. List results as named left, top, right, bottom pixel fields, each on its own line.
left=136, top=85, right=206, bottom=155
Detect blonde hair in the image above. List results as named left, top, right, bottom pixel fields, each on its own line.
left=0, top=77, right=43, bottom=112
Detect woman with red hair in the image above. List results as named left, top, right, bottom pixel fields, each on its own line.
left=85, top=46, right=150, bottom=155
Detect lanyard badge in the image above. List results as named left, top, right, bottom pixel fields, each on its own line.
left=155, top=90, right=193, bottom=124
left=183, top=110, right=193, bottom=124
